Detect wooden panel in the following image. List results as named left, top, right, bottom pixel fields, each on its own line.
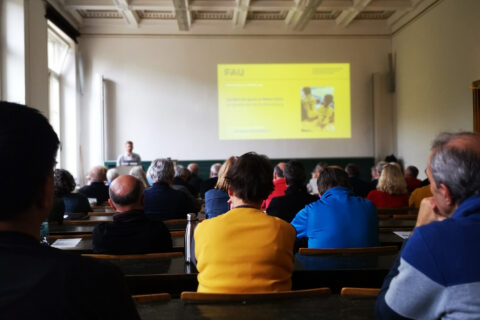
left=340, top=287, right=380, bottom=297
left=298, top=246, right=398, bottom=255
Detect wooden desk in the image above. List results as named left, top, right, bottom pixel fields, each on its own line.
left=122, top=253, right=397, bottom=295
left=136, top=295, right=376, bottom=319
left=49, top=221, right=185, bottom=234
left=378, top=219, right=415, bottom=228
left=49, top=236, right=184, bottom=253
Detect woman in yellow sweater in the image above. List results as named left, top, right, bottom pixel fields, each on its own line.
left=194, top=152, right=296, bottom=293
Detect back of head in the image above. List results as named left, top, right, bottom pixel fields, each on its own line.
left=377, top=164, right=407, bottom=195
left=375, top=161, right=387, bottom=175
left=317, top=167, right=351, bottom=195
left=174, top=165, right=189, bottom=180
left=0, top=102, right=59, bottom=220
left=405, top=165, right=419, bottom=178
left=345, top=163, right=360, bottom=178
left=274, top=163, right=285, bottom=178
left=430, top=132, right=480, bottom=204
left=314, top=162, right=328, bottom=174
left=109, top=175, right=144, bottom=208
left=187, top=163, right=199, bottom=176
left=129, top=166, right=149, bottom=188
left=284, top=160, right=307, bottom=186
left=54, top=169, right=76, bottom=197
left=106, top=168, right=120, bottom=183
left=210, top=163, right=222, bottom=177
left=215, top=156, right=237, bottom=192
left=226, top=152, right=274, bottom=204
left=89, top=166, right=107, bottom=182
left=148, top=158, right=174, bottom=184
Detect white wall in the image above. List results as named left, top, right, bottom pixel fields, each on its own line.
left=393, top=0, right=480, bottom=177
left=79, top=35, right=391, bottom=169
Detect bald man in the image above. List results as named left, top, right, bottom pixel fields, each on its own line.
left=262, top=162, right=287, bottom=209
left=376, top=132, right=480, bottom=319
left=79, top=166, right=109, bottom=204
left=92, top=175, right=172, bottom=254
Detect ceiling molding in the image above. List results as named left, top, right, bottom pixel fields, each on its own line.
left=54, top=0, right=437, bottom=36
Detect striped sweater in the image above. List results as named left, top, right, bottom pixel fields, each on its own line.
left=376, top=195, right=480, bottom=319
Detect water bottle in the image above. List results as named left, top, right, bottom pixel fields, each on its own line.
left=185, top=213, right=197, bottom=264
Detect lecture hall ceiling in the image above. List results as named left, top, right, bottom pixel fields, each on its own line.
left=49, top=0, right=439, bottom=35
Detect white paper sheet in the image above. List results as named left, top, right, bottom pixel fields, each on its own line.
left=51, top=238, right=82, bottom=248
left=393, top=231, right=411, bottom=239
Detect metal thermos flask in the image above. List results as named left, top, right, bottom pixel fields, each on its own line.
left=185, top=213, right=197, bottom=264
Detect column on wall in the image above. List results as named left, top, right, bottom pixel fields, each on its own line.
left=372, top=73, right=395, bottom=162
left=473, top=80, right=480, bottom=133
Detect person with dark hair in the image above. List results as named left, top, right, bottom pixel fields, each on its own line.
left=54, top=168, right=92, bottom=219
left=345, top=163, right=374, bottom=197
left=194, top=152, right=296, bottom=293
left=79, top=165, right=109, bottom=204
left=93, top=175, right=172, bottom=254
left=376, top=132, right=480, bottom=319
left=404, top=165, right=422, bottom=193
left=267, top=160, right=318, bottom=223
left=0, top=101, right=139, bottom=319
left=262, top=162, right=287, bottom=209
left=291, top=167, right=378, bottom=248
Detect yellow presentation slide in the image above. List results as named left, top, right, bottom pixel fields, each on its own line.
left=218, top=63, right=351, bottom=140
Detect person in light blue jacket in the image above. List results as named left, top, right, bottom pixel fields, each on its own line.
left=291, top=167, right=378, bottom=249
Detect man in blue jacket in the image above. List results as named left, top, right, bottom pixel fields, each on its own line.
left=291, top=167, right=379, bottom=249
left=376, top=132, right=480, bottom=319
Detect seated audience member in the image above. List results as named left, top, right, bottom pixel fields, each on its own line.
left=404, top=165, right=422, bottom=193
left=106, top=168, right=120, bottom=185
left=172, top=165, right=201, bottom=213
left=262, top=162, right=287, bottom=209
left=370, top=160, right=387, bottom=189
left=307, top=162, right=327, bottom=195
left=0, top=101, right=139, bottom=319
left=93, top=175, right=172, bottom=254
left=144, top=158, right=199, bottom=220
left=408, top=184, right=432, bottom=209
left=187, top=163, right=202, bottom=197
left=345, top=163, right=373, bottom=197
left=117, top=140, right=141, bottom=166
left=267, top=160, right=318, bottom=223
left=79, top=166, right=109, bottom=204
left=204, top=156, right=237, bottom=219
left=199, top=163, right=221, bottom=198
left=376, top=132, right=480, bottom=318
left=195, top=152, right=296, bottom=293
left=54, top=169, right=92, bottom=219
left=129, top=165, right=150, bottom=188
left=172, top=165, right=196, bottom=196
left=291, top=168, right=379, bottom=249
left=367, top=164, right=409, bottom=208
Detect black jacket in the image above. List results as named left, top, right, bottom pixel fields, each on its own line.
left=93, top=210, right=172, bottom=254
left=267, top=185, right=318, bottom=223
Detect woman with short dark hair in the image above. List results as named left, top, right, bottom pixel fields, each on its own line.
left=54, top=169, right=91, bottom=219
left=194, top=152, right=296, bottom=293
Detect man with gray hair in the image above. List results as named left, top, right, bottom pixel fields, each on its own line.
left=172, top=165, right=201, bottom=212
left=376, top=132, right=480, bottom=319
left=145, top=158, right=199, bottom=220
left=93, top=175, right=172, bottom=254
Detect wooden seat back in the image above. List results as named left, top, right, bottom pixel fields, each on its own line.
left=298, top=246, right=398, bottom=256
left=180, top=288, right=331, bottom=303
left=83, top=252, right=183, bottom=260
left=340, top=287, right=380, bottom=297
left=132, top=293, right=171, bottom=303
